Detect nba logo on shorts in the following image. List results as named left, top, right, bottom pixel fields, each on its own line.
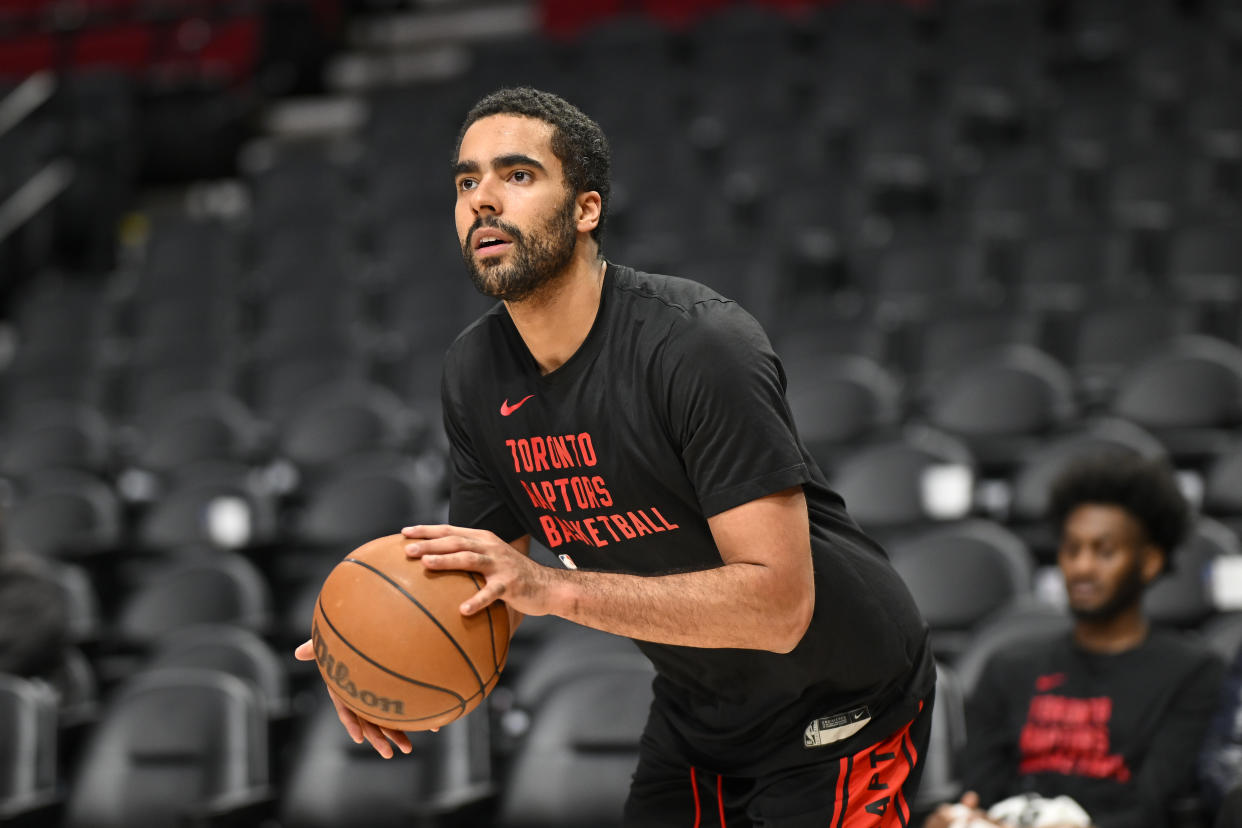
left=558, top=554, right=578, bottom=570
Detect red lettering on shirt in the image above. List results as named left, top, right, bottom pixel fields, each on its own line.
left=1018, top=694, right=1132, bottom=783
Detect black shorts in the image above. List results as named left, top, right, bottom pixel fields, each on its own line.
left=622, top=693, right=934, bottom=828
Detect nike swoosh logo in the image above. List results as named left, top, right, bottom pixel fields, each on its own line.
left=500, top=394, right=535, bottom=416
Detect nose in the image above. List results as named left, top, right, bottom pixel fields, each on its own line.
left=1060, top=547, right=1095, bottom=580
left=468, top=172, right=501, bottom=216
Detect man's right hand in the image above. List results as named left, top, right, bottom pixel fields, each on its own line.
left=294, top=639, right=418, bottom=759
left=923, top=792, right=1001, bottom=828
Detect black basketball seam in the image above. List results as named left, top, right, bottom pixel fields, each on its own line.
left=344, top=557, right=490, bottom=702
left=466, top=571, right=506, bottom=672
left=317, top=598, right=472, bottom=723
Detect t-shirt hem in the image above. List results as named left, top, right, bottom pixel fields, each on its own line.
left=698, top=464, right=811, bottom=517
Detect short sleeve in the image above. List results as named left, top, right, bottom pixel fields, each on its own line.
left=441, top=364, right=526, bottom=542
left=660, top=301, right=811, bottom=517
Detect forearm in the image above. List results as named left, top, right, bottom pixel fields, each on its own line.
left=542, top=560, right=813, bottom=652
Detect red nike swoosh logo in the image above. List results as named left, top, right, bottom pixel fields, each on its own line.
left=1035, top=673, right=1067, bottom=692
left=500, top=394, right=535, bottom=416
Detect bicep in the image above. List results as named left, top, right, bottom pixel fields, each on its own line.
left=707, top=486, right=813, bottom=581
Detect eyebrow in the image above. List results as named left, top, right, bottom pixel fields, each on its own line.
left=451, top=153, right=547, bottom=178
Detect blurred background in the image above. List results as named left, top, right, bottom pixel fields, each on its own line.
left=1, top=0, right=1241, bottom=825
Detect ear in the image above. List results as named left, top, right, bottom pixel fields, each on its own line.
left=575, top=190, right=602, bottom=234
left=1140, top=543, right=1165, bottom=583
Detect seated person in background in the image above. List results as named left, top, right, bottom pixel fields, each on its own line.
left=0, top=536, right=70, bottom=681
left=925, top=454, right=1225, bottom=828
left=1201, top=641, right=1242, bottom=828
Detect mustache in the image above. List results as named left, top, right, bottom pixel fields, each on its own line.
left=466, top=216, right=524, bottom=249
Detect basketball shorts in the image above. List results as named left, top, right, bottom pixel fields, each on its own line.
left=622, top=693, right=934, bottom=828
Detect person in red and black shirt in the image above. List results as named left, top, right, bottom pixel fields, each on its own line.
left=926, top=454, right=1224, bottom=828
left=297, top=86, right=936, bottom=826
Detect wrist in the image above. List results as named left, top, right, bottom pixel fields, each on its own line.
left=542, top=567, right=577, bottom=619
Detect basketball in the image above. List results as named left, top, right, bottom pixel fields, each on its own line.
left=311, top=533, right=509, bottom=731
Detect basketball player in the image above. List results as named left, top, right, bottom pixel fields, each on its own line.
left=298, top=86, right=935, bottom=826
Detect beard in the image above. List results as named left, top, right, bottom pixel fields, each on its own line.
left=461, top=193, right=579, bottom=303
left=1068, top=561, right=1148, bottom=623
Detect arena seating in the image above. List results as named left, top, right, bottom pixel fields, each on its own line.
left=1, top=0, right=1241, bottom=824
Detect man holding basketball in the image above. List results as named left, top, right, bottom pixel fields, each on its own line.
left=298, top=86, right=935, bottom=827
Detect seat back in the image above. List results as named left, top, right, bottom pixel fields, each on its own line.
left=146, top=624, right=289, bottom=718
left=280, top=696, right=494, bottom=828
left=889, top=520, right=1035, bottom=660
left=498, top=666, right=655, bottom=828
left=0, top=673, right=58, bottom=820
left=65, top=668, right=268, bottom=828
left=116, top=553, right=273, bottom=646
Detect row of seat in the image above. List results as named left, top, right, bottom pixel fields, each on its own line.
left=6, top=593, right=1240, bottom=828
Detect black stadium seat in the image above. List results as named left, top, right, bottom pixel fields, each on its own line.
left=496, top=665, right=655, bottom=828
left=0, top=673, right=60, bottom=827
left=64, top=668, right=272, bottom=828
left=114, top=553, right=273, bottom=648
left=1108, top=334, right=1242, bottom=466
left=887, top=519, right=1036, bottom=661
left=280, top=695, right=496, bottom=828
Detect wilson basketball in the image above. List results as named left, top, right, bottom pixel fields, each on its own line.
left=311, top=533, right=509, bottom=731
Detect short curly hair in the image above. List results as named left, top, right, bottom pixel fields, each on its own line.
left=454, top=86, right=611, bottom=245
left=1048, top=453, right=1191, bottom=570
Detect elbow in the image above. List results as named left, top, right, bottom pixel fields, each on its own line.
left=767, top=587, right=814, bottom=654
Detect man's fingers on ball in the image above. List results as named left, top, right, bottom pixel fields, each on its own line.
left=293, top=639, right=314, bottom=661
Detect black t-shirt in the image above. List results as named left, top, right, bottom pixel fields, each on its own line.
left=441, top=263, right=932, bottom=772
left=963, top=628, right=1225, bottom=828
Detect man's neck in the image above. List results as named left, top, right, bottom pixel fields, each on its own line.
left=1072, top=605, right=1150, bottom=654
left=504, top=245, right=606, bottom=375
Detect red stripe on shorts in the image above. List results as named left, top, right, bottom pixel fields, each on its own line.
left=838, top=713, right=919, bottom=828
left=690, top=766, right=702, bottom=828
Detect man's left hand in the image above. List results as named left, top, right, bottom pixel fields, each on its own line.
left=402, top=524, right=555, bottom=617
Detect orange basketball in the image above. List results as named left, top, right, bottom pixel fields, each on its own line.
left=311, top=533, right=509, bottom=731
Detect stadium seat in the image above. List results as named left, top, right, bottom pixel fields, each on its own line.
left=951, top=598, right=1072, bottom=698
left=1201, top=612, right=1242, bottom=664
left=0, top=673, right=60, bottom=826
left=491, top=624, right=649, bottom=756
left=1204, top=443, right=1242, bottom=537
left=1015, top=229, right=1125, bottom=311
left=903, top=309, right=1043, bottom=397
left=64, top=668, right=273, bottom=828
left=887, top=519, right=1035, bottom=661
left=3, top=468, right=123, bottom=559
left=114, top=553, right=273, bottom=648
left=1144, top=517, right=1241, bottom=630
left=290, top=454, right=442, bottom=550
left=921, top=344, right=1078, bottom=474
left=280, top=696, right=496, bottom=828
left=1108, top=334, right=1242, bottom=466
left=1066, top=301, right=1194, bottom=403
left=275, top=379, right=427, bottom=474
left=862, top=236, right=981, bottom=322
left=1004, top=418, right=1169, bottom=561
left=143, top=625, right=289, bottom=719
left=784, top=353, right=903, bottom=469
left=0, top=400, right=113, bottom=480
left=911, top=662, right=968, bottom=821
left=133, top=461, right=279, bottom=554
left=496, top=665, right=655, bottom=828
left=829, top=426, right=977, bottom=541
left=124, top=389, right=265, bottom=475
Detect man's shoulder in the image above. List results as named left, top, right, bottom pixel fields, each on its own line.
left=610, top=264, right=739, bottom=323
left=1143, top=626, right=1224, bottom=671
left=977, top=631, right=1070, bottom=685
left=610, top=263, right=767, bottom=354
left=444, top=301, right=507, bottom=362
